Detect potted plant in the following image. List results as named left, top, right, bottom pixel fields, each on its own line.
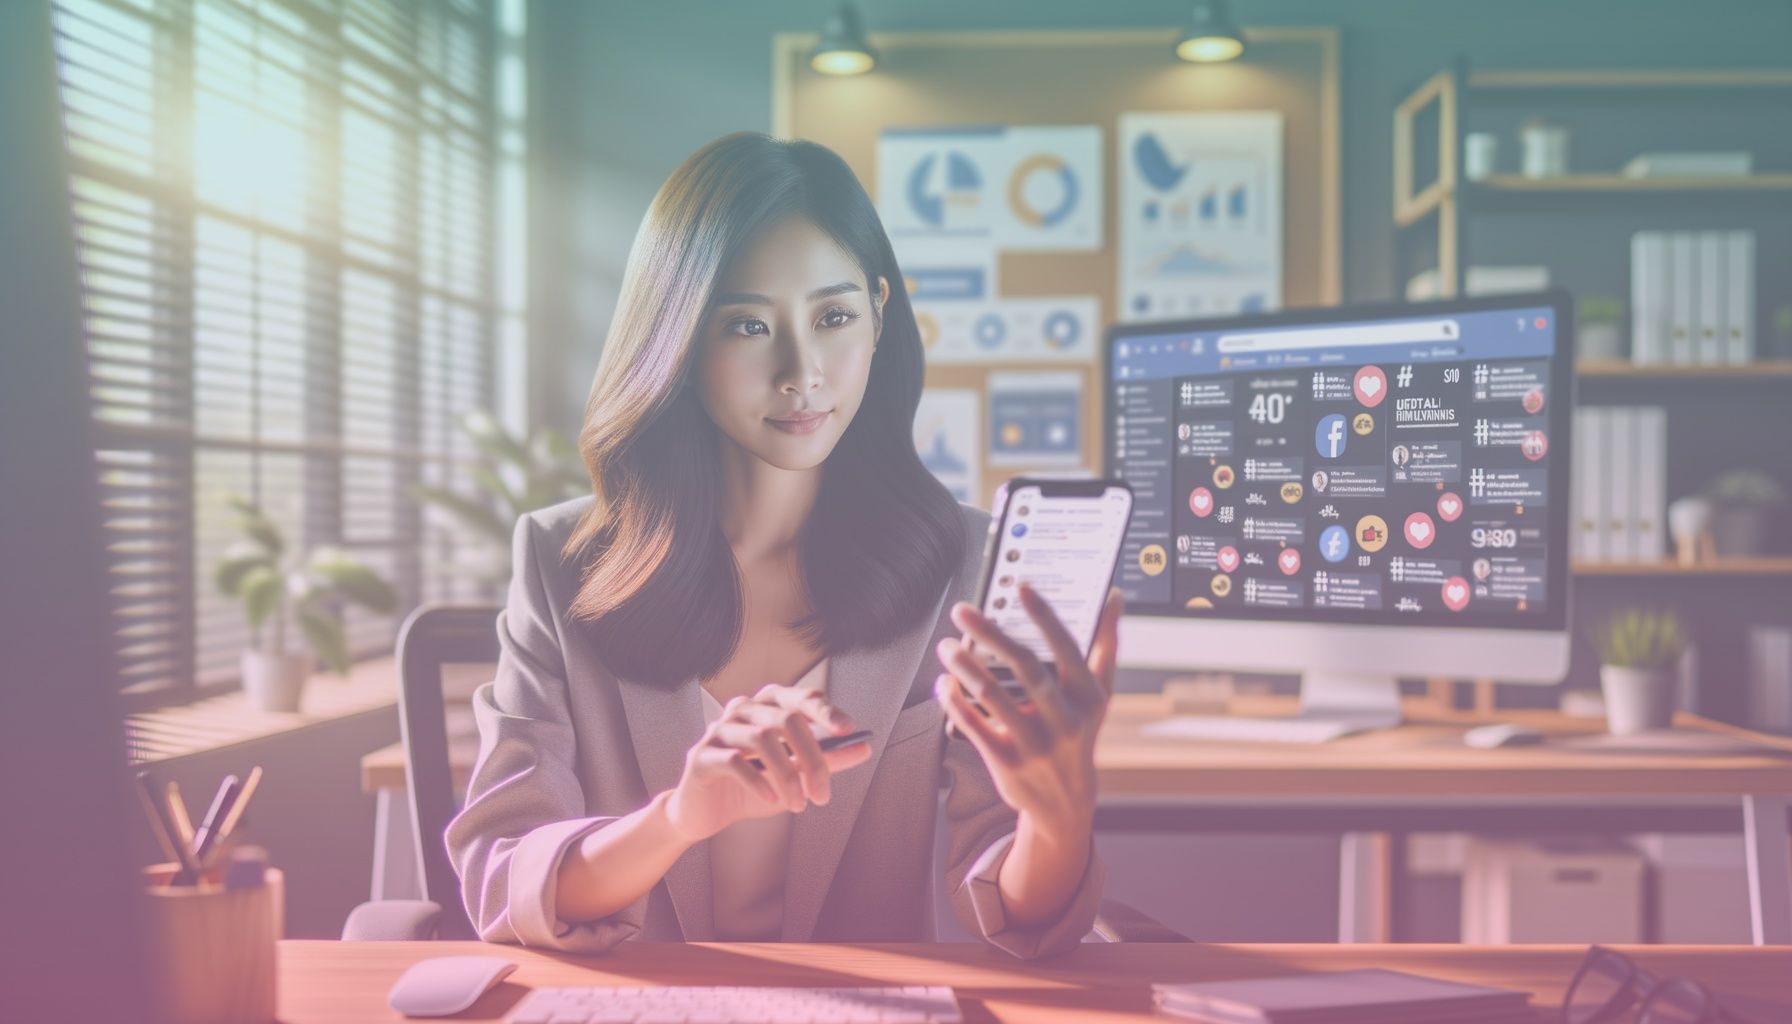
left=1700, top=469, right=1785, bottom=558
left=1589, top=607, right=1687, bottom=735
left=1575, top=294, right=1625, bottom=362
left=215, top=496, right=398, bottom=712
left=1774, top=305, right=1792, bottom=360
left=412, top=410, right=589, bottom=588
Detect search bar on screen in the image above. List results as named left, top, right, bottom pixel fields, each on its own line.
left=1217, top=319, right=1460, bottom=354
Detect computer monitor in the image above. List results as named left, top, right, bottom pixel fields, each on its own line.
left=1105, top=291, right=1575, bottom=726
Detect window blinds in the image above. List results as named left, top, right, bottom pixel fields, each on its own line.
left=51, top=0, right=509, bottom=703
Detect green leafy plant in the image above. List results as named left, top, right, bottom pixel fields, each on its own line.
left=412, top=410, right=589, bottom=583
left=1701, top=469, right=1787, bottom=508
left=1589, top=607, right=1687, bottom=672
left=1576, top=294, right=1624, bottom=326
left=214, top=496, right=398, bottom=674
left=1774, top=305, right=1792, bottom=339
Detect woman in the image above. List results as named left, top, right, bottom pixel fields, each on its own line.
left=446, top=132, right=1122, bottom=960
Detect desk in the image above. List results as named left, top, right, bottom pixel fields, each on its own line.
left=361, top=694, right=1792, bottom=943
left=280, top=940, right=1792, bottom=1023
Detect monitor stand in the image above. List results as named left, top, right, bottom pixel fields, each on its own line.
left=1296, top=671, right=1403, bottom=730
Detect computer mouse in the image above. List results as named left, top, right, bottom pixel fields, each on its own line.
left=387, top=955, right=518, bottom=1017
left=1463, top=723, right=1546, bottom=749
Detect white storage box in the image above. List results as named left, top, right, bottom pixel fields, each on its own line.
left=1461, top=839, right=1644, bottom=944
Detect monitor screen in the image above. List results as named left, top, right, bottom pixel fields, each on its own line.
left=1107, top=298, right=1571, bottom=631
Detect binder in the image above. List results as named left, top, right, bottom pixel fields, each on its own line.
left=1727, top=231, right=1755, bottom=365
left=1629, top=232, right=1666, bottom=365
left=1606, top=406, right=1636, bottom=562
left=1572, top=407, right=1606, bottom=563
left=1668, top=234, right=1696, bottom=365
left=1696, top=233, right=1724, bottom=365
left=1633, top=406, right=1666, bottom=563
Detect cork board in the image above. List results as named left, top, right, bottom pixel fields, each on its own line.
left=773, top=28, right=1340, bottom=509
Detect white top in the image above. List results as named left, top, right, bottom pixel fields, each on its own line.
left=697, top=656, right=829, bottom=941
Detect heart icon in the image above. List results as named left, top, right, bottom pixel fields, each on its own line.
left=1217, top=546, right=1240, bottom=572
left=1437, top=493, right=1463, bottom=522
left=1278, top=547, right=1301, bottom=575
left=1404, top=512, right=1435, bottom=549
left=1190, top=487, right=1214, bottom=517
left=1441, top=576, right=1470, bottom=612
left=1353, top=366, right=1388, bottom=408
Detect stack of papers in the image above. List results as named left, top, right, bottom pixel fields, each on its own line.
left=1152, top=969, right=1533, bottom=1023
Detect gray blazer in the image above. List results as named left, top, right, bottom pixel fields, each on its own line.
left=445, top=495, right=1104, bottom=959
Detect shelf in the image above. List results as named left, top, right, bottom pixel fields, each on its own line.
left=1575, top=361, right=1792, bottom=379
left=1391, top=62, right=1792, bottom=297
left=1397, top=176, right=1792, bottom=227
left=1467, top=69, right=1792, bottom=91
left=1574, top=558, right=1792, bottom=577
left=1475, top=174, right=1792, bottom=194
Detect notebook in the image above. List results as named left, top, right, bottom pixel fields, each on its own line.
left=1151, top=969, right=1533, bottom=1023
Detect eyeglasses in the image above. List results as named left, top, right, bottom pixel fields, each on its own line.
left=1563, top=947, right=1761, bottom=1024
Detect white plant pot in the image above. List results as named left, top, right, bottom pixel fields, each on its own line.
left=242, top=649, right=313, bottom=713
left=1600, top=664, right=1677, bottom=735
left=1578, top=322, right=1623, bottom=362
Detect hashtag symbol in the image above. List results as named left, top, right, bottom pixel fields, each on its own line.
left=1470, top=468, right=1485, bottom=497
left=1474, top=419, right=1489, bottom=445
left=1396, top=365, right=1413, bottom=387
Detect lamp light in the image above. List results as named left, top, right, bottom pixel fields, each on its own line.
left=811, top=4, right=876, bottom=75
left=1175, top=0, right=1245, bottom=63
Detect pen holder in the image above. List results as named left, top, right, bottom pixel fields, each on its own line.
left=141, top=863, right=283, bottom=1024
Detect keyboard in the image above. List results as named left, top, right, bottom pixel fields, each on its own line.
left=507, top=985, right=963, bottom=1023
left=1140, top=714, right=1365, bottom=744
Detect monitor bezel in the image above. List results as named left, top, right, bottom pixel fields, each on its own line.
left=1100, top=288, right=1577, bottom=634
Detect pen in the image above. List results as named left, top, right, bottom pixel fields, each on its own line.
left=212, top=766, right=262, bottom=848
left=139, top=771, right=204, bottom=886
left=175, top=773, right=239, bottom=886
left=166, top=780, right=196, bottom=850
left=134, top=770, right=182, bottom=867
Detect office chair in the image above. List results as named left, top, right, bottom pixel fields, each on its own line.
left=342, top=603, right=493, bottom=941
left=341, top=603, right=1188, bottom=943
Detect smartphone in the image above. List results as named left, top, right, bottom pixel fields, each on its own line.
left=966, top=477, right=1134, bottom=702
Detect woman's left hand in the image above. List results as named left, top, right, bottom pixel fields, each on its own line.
left=934, top=583, right=1124, bottom=832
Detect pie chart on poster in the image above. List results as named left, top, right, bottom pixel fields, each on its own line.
left=1008, top=154, right=1080, bottom=229
left=906, top=151, right=981, bottom=227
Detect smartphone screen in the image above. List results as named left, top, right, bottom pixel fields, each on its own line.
left=972, top=479, right=1134, bottom=681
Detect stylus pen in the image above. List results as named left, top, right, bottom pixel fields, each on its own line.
left=173, top=773, right=239, bottom=886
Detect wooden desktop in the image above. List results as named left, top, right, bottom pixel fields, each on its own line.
left=361, top=692, right=1792, bottom=943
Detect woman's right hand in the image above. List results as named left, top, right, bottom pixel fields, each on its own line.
left=662, top=683, right=872, bottom=842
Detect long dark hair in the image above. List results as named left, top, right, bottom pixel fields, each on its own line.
left=564, top=132, right=964, bottom=687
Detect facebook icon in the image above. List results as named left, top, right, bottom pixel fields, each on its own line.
left=1320, top=524, right=1350, bottom=562
left=1314, top=414, right=1348, bottom=459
